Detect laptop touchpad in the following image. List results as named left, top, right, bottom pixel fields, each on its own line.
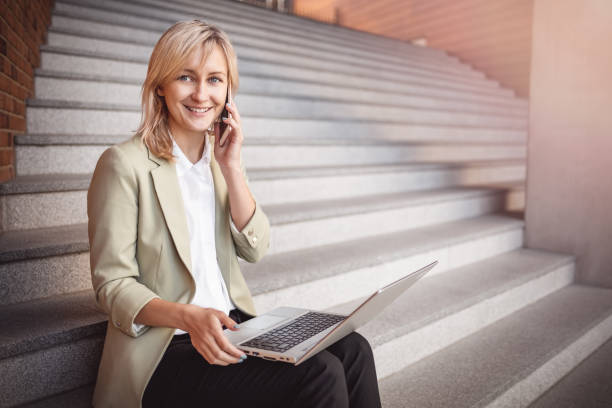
left=242, top=315, right=288, bottom=330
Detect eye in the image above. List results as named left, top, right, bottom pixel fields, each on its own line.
left=209, top=76, right=222, bottom=84
left=178, top=75, right=193, bottom=82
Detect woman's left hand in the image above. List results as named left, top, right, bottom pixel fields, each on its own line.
left=214, top=100, right=243, bottom=173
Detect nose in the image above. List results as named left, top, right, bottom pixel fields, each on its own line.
left=192, top=81, right=209, bottom=102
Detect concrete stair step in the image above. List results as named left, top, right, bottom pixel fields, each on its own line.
left=46, top=23, right=493, bottom=89
left=15, top=133, right=526, bottom=176
left=0, top=188, right=516, bottom=305
left=18, top=385, right=94, bottom=408
left=53, top=0, right=466, bottom=72
left=0, top=225, right=530, bottom=406
left=38, top=46, right=517, bottom=104
left=0, top=161, right=525, bottom=230
left=0, top=223, right=90, bottom=306
left=378, top=284, right=612, bottom=408
left=264, top=187, right=510, bottom=254
left=530, top=337, right=612, bottom=408
left=24, top=92, right=527, bottom=142
left=244, top=214, right=524, bottom=313
left=0, top=290, right=105, bottom=407
left=33, top=69, right=528, bottom=115
left=24, top=97, right=527, bottom=135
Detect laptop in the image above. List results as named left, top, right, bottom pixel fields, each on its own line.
left=225, top=260, right=438, bottom=365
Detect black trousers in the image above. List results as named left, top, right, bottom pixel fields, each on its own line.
left=143, top=309, right=382, bottom=408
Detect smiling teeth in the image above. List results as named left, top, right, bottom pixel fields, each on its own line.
left=186, top=106, right=210, bottom=113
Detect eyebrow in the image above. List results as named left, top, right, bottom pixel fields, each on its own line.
left=182, top=69, right=226, bottom=77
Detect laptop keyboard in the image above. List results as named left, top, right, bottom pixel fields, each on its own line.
left=240, top=312, right=346, bottom=353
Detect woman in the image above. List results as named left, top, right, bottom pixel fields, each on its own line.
left=88, top=20, right=382, bottom=408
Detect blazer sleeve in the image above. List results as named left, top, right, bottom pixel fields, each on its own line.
left=229, top=159, right=271, bottom=263
left=87, top=146, right=160, bottom=338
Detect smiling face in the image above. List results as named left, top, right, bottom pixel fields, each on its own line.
left=157, top=44, right=228, bottom=142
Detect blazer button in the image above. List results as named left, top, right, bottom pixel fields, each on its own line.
left=247, top=229, right=254, bottom=236
left=252, top=236, right=258, bottom=243
left=115, top=321, right=121, bottom=327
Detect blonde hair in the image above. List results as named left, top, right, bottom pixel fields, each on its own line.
left=136, top=20, right=239, bottom=161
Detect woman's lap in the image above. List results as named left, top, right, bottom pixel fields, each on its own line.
left=143, top=332, right=380, bottom=408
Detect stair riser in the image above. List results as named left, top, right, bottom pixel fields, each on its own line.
left=0, top=336, right=102, bottom=407
left=0, top=165, right=525, bottom=231
left=373, top=262, right=575, bottom=379
left=270, top=193, right=506, bottom=254
left=254, top=227, right=524, bottom=312
left=16, top=143, right=526, bottom=176
left=252, top=164, right=525, bottom=205
left=34, top=75, right=527, bottom=116
left=25, top=106, right=526, bottom=136
left=489, top=313, right=612, bottom=408
left=46, top=31, right=495, bottom=92
left=53, top=0, right=463, bottom=69
left=0, top=253, right=90, bottom=307
left=245, top=117, right=526, bottom=142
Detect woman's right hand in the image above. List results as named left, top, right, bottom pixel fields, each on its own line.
left=182, top=305, right=246, bottom=366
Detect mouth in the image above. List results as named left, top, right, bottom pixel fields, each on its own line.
left=184, top=105, right=213, bottom=114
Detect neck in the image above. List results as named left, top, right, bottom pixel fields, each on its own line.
left=170, top=127, right=206, bottom=165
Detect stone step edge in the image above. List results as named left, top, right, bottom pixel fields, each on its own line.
left=15, top=131, right=527, bottom=147
left=0, top=161, right=526, bottom=195
left=33, top=69, right=527, bottom=115
left=39, top=45, right=514, bottom=99
left=0, top=187, right=511, bottom=263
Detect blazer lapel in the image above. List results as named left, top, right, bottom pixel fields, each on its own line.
left=150, top=155, right=193, bottom=276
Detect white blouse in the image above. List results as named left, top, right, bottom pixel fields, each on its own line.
left=133, top=134, right=237, bottom=335
left=171, top=135, right=237, bottom=334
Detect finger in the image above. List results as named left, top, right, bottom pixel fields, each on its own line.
left=225, top=102, right=241, bottom=122
left=213, top=329, right=246, bottom=359
left=208, top=337, right=242, bottom=364
left=193, top=341, right=223, bottom=366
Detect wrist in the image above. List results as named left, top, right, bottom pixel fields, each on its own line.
left=179, top=303, right=196, bottom=332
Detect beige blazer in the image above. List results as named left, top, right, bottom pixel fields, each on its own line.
left=87, top=134, right=270, bottom=408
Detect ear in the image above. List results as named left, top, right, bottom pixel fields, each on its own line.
left=156, top=86, right=164, bottom=97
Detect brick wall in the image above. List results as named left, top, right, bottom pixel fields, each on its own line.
left=0, top=0, right=54, bottom=182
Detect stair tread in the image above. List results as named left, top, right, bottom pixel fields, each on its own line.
left=0, top=161, right=525, bottom=194
left=530, top=337, right=612, bottom=408
left=242, top=214, right=524, bottom=296
left=0, top=290, right=106, bottom=360
left=0, top=173, right=91, bottom=195
left=0, top=223, right=88, bottom=263
left=15, top=132, right=527, bottom=146
left=379, top=284, right=612, bottom=408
